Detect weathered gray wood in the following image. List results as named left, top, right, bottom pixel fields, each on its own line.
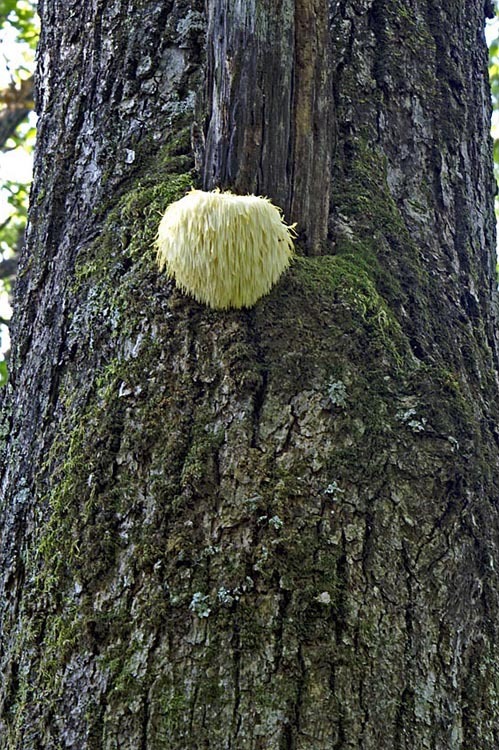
left=203, top=0, right=334, bottom=251
left=0, top=1, right=499, bottom=748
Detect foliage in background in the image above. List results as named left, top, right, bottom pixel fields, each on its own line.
left=0, top=0, right=38, bottom=53
left=0, top=0, right=38, bottom=383
left=488, top=2, right=499, bottom=181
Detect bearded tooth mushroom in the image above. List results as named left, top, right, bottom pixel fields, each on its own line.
left=156, top=189, right=296, bottom=310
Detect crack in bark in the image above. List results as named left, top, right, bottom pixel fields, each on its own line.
left=229, top=619, right=242, bottom=746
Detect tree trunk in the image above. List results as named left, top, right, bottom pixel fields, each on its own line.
left=1, top=1, right=499, bottom=748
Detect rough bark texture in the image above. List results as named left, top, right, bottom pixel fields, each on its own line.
left=1, top=1, right=499, bottom=748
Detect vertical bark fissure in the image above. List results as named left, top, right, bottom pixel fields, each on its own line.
left=230, top=619, right=242, bottom=745
left=294, top=644, right=306, bottom=746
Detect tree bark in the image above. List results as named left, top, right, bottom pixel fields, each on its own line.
left=1, top=1, right=499, bottom=748
left=203, top=0, right=333, bottom=251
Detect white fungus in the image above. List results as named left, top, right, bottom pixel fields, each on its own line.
left=156, top=189, right=296, bottom=309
